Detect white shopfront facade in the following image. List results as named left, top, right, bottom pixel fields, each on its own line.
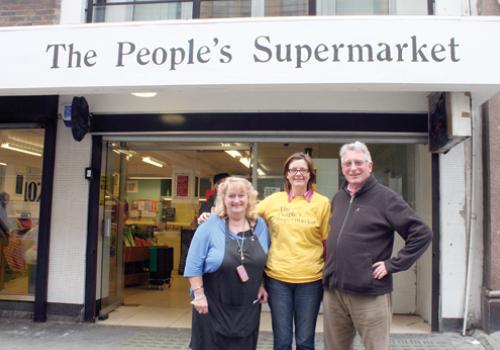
left=0, top=13, right=499, bottom=330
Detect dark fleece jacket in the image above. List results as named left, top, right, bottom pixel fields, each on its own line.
left=323, top=175, right=432, bottom=295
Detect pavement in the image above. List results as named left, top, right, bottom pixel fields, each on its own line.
left=489, top=331, right=500, bottom=350
left=0, top=318, right=499, bottom=350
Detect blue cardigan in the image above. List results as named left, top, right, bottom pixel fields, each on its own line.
left=184, top=215, right=269, bottom=277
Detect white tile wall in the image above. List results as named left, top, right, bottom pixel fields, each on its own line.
left=47, top=118, right=91, bottom=304
left=440, top=143, right=467, bottom=318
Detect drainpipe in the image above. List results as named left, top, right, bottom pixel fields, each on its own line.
left=462, top=99, right=475, bottom=336
left=462, top=0, right=475, bottom=336
left=467, top=0, right=473, bottom=15
left=427, top=0, right=434, bottom=14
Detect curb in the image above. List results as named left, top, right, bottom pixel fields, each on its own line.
left=471, top=330, right=500, bottom=350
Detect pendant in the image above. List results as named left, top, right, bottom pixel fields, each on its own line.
left=236, top=264, right=249, bottom=282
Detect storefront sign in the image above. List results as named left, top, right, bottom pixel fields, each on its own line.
left=44, top=34, right=460, bottom=71
left=0, top=16, right=499, bottom=94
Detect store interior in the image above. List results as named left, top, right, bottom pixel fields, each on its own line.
left=0, top=129, right=44, bottom=300
left=95, top=140, right=432, bottom=332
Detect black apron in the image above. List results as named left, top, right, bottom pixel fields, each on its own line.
left=190, top=221, right=267, bottom=350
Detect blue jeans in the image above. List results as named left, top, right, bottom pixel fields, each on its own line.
left=265, top=276, right=323, bottom=350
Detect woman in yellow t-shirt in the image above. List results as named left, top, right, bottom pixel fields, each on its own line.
left=256, top=152, right=331, bottom=350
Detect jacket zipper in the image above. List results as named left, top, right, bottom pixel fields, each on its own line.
left=336, top=194, right=355, bottom=245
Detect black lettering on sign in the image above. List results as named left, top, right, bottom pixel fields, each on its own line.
left=24, top=181, right=41, bottom=202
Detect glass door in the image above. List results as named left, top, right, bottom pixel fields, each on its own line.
left=98, top=142, right=127, bottom=317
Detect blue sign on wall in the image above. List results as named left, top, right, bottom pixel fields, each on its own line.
left=63, top=104, right=72, bottom=127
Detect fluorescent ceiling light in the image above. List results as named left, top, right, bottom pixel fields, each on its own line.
left=8, top=136, right=43, bottom=149
left=259, top=163, right=269, bottom=171
left=113, top=149, right=135, bottom=160
left=131, top=92, right=157, bottom=98
left=225, top=150, right=242, bottom=158
left=239, top=157, right=251, bottom=168
left=0, top=162, right=6, bottom=166
left=1, top=143, right=42, bottom=157
left=129, top=176, right=171, bottom=180
left=142, top=156, right=165, bottom=168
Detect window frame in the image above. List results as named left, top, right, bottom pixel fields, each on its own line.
left=85, top=0, right=316, bottom=22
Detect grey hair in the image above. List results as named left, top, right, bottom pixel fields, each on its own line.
left=339, top=141, right=372, bottom=163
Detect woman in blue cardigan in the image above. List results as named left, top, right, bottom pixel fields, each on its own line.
left=184, top=177, right=269, bottom=350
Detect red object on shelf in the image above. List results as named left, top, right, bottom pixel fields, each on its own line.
left=133, top=237, right=154, bottom=247
left=17, top=218, right=32, bottom=229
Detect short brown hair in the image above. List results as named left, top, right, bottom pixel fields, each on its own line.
left=283, top=152, right=316, bottom=193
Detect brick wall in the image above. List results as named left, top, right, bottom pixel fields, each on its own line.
left=0, top=0, right=61, bottom=27
left=479, top=0, right=500, bottom=14
left=480, top=0, right=500, bottom=334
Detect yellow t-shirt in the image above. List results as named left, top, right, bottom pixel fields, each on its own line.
left=256, top=191, right=331, bottom=283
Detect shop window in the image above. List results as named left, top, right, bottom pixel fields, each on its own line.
left=89, top=0, right=310, bottom=21
left=88, top=0, right=428, bottom=22
left=317, top=0, right=428, bottom=15
left=265, top=0, right=309, bottom=16
left=160, top=178, right=173, bottom=198
left=0, top=129, right=44, bottom=299
left=198, top=177, right=212, bottom=200
left=132, top=1, right=187, bottom=20
left=200, top=0, right=252, bottom=18
left=334, top=0, right=389, bottom=15
left=92, top=0, right=193, bottom=22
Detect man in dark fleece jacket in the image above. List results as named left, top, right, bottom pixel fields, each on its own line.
left=323, top=141, right=432, bottom=350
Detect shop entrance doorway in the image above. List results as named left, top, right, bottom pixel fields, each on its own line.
left=96, top=140, right=432, bottom=332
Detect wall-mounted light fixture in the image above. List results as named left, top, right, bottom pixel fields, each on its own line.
left=1, top=142, right=42, bottom=157
left=142, top=156, right=165, bottom=168
left=0, top=162, right=6, bottom=166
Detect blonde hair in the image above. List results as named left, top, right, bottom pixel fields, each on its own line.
left=213, top=177, right=258, bottom=221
